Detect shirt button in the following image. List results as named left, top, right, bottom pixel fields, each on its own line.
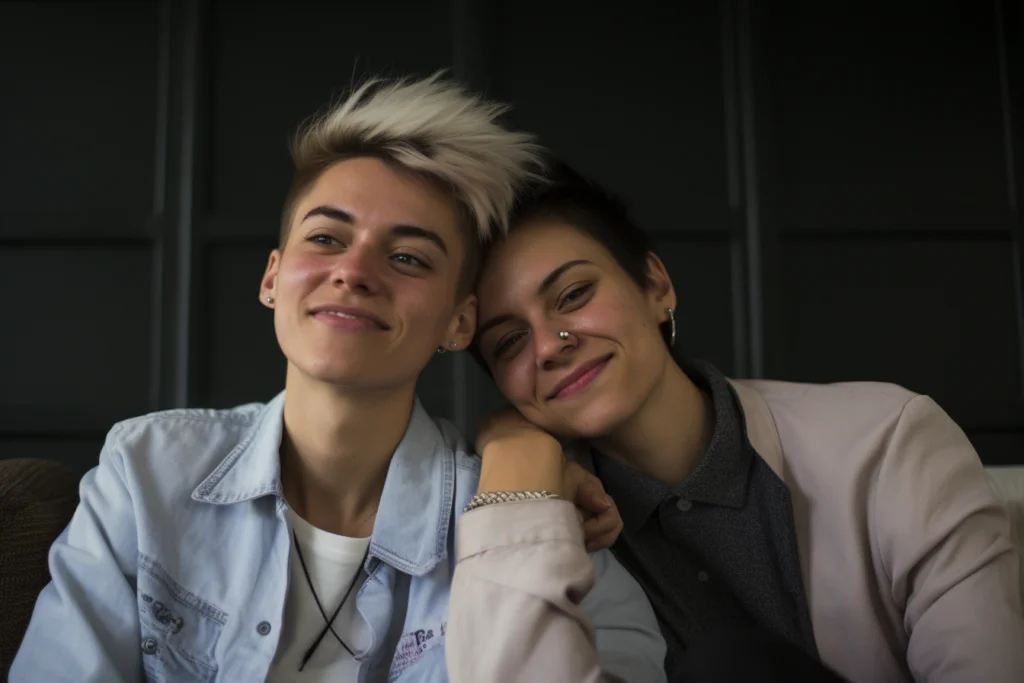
left=697, top=570, right=710, bottom=582
left=141, top=637, right=158, bottom=655
left=256, top=621, right=272, bottom=636
left=676, top=499, right=693, bottom=512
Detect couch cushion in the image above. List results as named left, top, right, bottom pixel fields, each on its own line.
left=0, top=458, right=80, bottom=679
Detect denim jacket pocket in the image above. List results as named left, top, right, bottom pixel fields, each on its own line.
left=137, top=554, right=226, bottom=683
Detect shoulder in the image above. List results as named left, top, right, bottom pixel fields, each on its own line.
left=102, top=401, right=268, bottom=488
left=732, top=377, right=925, bottom=447
left=109, top=401, right=265, bottom=440
left=431, top=416, right=482, bottom=476
left=734, top=377, right=977, bottom=496
left=734, top=377, right=918, bottom=416
left=429, top=417, right=481, bottom=516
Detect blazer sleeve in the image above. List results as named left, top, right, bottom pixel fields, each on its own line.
left=873, top=395, right=1024, bottom=683
left=445, top=499, right=667, bottom=683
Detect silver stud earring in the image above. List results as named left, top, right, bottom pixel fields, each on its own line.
left=265, top=296, right=274, bottom=304
left=436, top=347, right=446, bottom=354
left=666, top=308, right=676, bottom=346
left=449, top=341, right=458, bottom=349
left=558, top=331, right=570, bottom=340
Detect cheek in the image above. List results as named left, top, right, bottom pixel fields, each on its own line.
left=278, top=252, right=328, bottom=295
left=397, top=284, right=453, bottom=333
left=568, top=294, right=637, bottom=337
left=496, top=355, right=534, bottom=404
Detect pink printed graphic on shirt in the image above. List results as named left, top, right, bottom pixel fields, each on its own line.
left=388, top=621, right=447, bottom=681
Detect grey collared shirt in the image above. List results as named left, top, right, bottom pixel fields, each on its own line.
left=592, top=361, right=817, bottom=679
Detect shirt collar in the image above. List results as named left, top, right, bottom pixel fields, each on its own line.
left=192, top=392, right=457, bottom=576
left=191, top=391, right=288, bottom=506
left=593, top=360, right=754, bottom=532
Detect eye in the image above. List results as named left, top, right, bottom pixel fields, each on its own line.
left=391, top=253, right=430, bottom=269
left=494, top=331, right=526, bottom=358
left=558, top=283, right=593, bottom=309
left=308, top=233, right=340, bottom=246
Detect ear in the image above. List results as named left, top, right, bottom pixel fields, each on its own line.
left=445, top=293, right=478, bottom=352
left=644, top=252, right=676, bottom=323
left=259, top=249, right=282, bottom=308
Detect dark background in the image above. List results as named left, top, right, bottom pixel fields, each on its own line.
left=2, top=0, right=1022, bottom=472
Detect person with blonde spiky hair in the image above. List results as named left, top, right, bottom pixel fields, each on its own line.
left=10, top=74, right=667, bottom=683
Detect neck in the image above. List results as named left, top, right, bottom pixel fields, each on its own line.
left=592, top=358, right=715, bottom=486
left=280, top=364, right=416, bottom=537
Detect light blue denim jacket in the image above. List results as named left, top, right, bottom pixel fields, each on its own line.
left=10, top=392, right=666, bottom=682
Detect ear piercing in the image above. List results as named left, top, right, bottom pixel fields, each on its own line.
left=265, top=297, right=274, bottom=304
left=667, top=308, right=676, bottom=346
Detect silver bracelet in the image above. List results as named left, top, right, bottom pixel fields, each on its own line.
left=463, top=491, right=561, bottom=513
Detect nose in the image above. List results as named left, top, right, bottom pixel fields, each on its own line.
left=329, top=244, right=382, bottom=295
left=535, top=325, right=577, bottom=371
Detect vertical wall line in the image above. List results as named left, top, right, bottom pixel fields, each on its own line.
left=172, top=0, right=202, bottom=407
left=737, top=0, right=765, bottom=377
left=995, top=0, right=1024, bottom=396
left=721, top=0, right=750, bottom=377
left=149, top=0, right=173, bottom=411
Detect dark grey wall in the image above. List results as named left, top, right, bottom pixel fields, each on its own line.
left=2, top=0, right=1022, bottom=471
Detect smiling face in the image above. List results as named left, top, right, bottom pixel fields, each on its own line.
left=260, top=156, right=476, bottom=392
left=475, top=218, right=677, bottom=439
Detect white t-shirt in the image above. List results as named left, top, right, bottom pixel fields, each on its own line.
left=267, top=508, right=372, bottom=682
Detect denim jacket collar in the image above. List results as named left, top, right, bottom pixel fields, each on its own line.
left=192, top=391, right=455, bottom=576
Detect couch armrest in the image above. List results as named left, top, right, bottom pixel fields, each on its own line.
left=986, top=466, right=1024, bottom=602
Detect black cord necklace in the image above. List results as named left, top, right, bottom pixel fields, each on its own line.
left=291, top=529, right=371, bottom=672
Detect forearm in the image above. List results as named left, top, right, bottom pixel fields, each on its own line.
left=476, top=445, right=565, bottom=496
left=446, top=500, right=621, bottom=683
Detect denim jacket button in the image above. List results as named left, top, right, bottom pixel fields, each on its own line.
left=256, top=621, right=272, bottom=636
left=141, top=637, right=158, bottom=655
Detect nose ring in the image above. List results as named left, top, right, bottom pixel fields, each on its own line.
left=559, top=331, right=570, bottom=340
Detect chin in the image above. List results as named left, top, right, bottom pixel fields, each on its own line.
left=300, top=362, right=369, bottom=386
left=290, top=354, right=391, bottom=388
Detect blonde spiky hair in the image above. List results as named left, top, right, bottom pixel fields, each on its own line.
left=281, top=71, right=546, bottom=246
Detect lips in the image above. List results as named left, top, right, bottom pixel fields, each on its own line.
left=308, top=305, right=389, bottom=330
left=548, top=353, right=613, bottom=400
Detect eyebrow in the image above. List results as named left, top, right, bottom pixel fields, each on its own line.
left=301, top=205, right=448, bottom=255
left=391, top=225, right=448, bottom=255
left=539, top=259, right=592, bottom=295
left=477, top=259, right=594, bottom=339
left=302, top=205, right=353, bottom=224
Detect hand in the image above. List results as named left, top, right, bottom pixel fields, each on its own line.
left=475, top=408, right=565, bottom=496
left=563, top=461, right=624, bottom=552
left=475, top=407, right=561, bottom=457
left=476, top=408, right=624, bottom=551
